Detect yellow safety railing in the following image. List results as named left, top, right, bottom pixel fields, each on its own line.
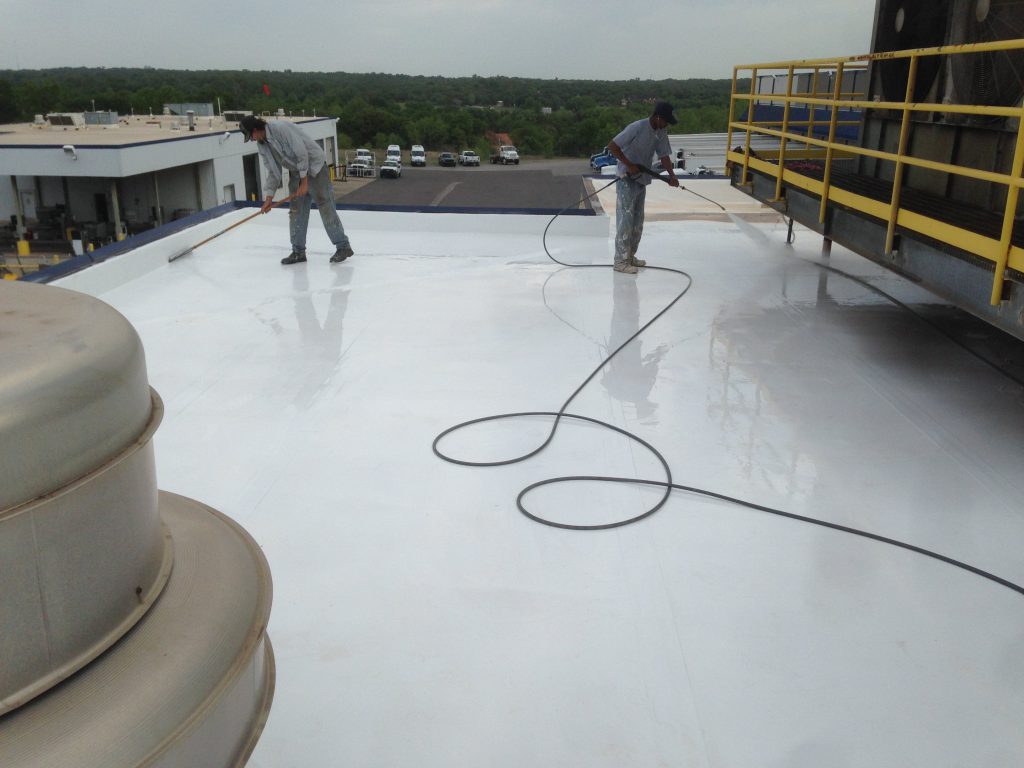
left=726, top=39, right=1024, bottom=306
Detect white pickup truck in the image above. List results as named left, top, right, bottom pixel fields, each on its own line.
left=489, top=145, right=520, bottom=165
left=458, top=150, right=480, bottom=166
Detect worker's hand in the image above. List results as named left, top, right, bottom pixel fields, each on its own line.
left=625, top=163, right=641, bottom=178
left=295, top=177, right=309, bottom=198
left=260, top=196, right=274, bottom=214
left=667, top=174, right=680, bottom=188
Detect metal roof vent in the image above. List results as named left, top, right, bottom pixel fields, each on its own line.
left=0, top=281, right=274, bottom=767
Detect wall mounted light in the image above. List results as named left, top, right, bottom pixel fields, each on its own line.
left=219, top=131, right=231, bottom=143
left=62, top=144, right=77, bottom=161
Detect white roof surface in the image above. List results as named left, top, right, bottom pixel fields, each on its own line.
left=56, top=180, right=1024, bottom=767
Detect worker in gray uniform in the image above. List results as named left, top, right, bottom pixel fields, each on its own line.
left=240, top=115, right=354, bottom=265
left=607, top=101, right=679, bottom=274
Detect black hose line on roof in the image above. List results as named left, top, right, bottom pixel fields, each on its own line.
left=432, top=171, right=1024, bottom=598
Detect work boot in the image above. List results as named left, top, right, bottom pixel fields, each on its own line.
left=629, top=255, right=646, bottom=267
left=613, top=261, right=638, bottom=274
left=330, top=245, right=354, bottom=263
left=281, top=250, right=306, bottom=265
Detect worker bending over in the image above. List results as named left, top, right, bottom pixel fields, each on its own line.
left=240, top=115, right=354, bottom=265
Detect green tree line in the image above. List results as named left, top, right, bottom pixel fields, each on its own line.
left=0, top=68, right=743, bottom=156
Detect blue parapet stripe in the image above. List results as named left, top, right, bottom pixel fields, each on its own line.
left=21, top=202, right=245, bottom=284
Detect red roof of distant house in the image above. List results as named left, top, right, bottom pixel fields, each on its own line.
left=486, top=131, right=514, bottom=146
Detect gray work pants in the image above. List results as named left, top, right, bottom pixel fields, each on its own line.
left=614, top=177, right=646, bottom=265
left=288, top=165, right=350, bottom=253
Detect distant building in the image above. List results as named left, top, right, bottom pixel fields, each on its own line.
left=1, top=113, right=339, bottom=255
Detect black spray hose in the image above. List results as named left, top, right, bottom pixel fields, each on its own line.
left=432, top=172, right=1024, bottom=598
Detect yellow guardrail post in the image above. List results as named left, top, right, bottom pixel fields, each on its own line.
left=773, top=66, right=795, bottom=202
left=990, top=104, right=1024, bottom=305
left=819, top=61, right=845, bottom=223
left=741, top=68, right=758, bottom=186
left=884, top=54, right=919, bottom=255
left=807, top=67, right=820, bottom=146
left=726, top=67, right=738, bottom=176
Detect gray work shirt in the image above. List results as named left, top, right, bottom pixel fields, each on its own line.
left=256, top=120, right=327, bottom=194
left=612, top=118, right=672, bottom=186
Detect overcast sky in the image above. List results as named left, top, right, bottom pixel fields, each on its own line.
left=2, top=0, right=878, bottom=79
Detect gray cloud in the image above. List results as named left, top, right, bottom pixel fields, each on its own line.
left=1, top=0, right=878, bottom=78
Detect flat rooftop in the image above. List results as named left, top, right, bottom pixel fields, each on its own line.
left=51, top=179, right=1024, bottom=766
left=0, top=114, right=321, bottom=147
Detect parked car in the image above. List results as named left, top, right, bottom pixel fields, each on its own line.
left=410, top=144, right=426, bottom=166
left=386, top=144, right=401, bottom=164
left=347, top=159, right=373, bottom=178
left=354, top=148, right=374, bottom=166
left=590, top=151, right=617, bottom=171
left=458, top=150, right=480, bottom=166
left=438, top=152, right=457, bottom=167
left=380, top=159, right=402, bottom=179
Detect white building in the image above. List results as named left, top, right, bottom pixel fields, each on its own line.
left=1, top=112, right=340, bottom=246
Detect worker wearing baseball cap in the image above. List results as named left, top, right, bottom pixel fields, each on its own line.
left=240, top=115, right=354, bottom=265
left=606, top=101, right=680, bottom=274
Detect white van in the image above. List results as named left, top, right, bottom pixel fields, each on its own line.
left=410, top=144, right=426, bottom=167
left=386, top=144, right=402, bottom=163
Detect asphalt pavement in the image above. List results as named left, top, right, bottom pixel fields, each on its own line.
left=334, top=158, right=597, bottom=210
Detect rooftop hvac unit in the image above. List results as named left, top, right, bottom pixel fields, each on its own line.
left=84, top=111, right=118, bottom=125
left=46, top=113, right=85, bottom=127
left=856, top=2, right=1024, bottom=217
left=872, top=0, right=952, bottom=102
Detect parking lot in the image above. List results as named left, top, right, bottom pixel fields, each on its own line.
left=334, top=158, right=596, bottom=210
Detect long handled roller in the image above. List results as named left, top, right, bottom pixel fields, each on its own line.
left=167, top=195, right=295, bottom=262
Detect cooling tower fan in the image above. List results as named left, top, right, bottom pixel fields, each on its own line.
left=874, top=0, right=952, bottom=102
left=947, top=0, right=1024, bottom=121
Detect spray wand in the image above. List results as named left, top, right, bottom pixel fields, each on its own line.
left=634, top=164, right=727, bottom=211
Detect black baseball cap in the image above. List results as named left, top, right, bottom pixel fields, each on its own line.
left=239, top=115, right=264, bottom=142
left=653, top=101, right=677, bottom=125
